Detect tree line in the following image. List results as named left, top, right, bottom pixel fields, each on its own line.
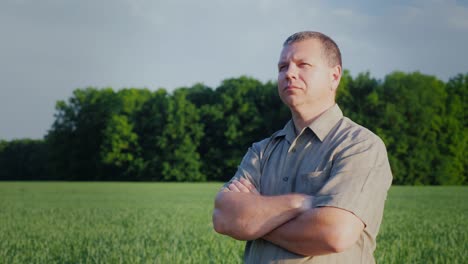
left=0, top=71, right=466, bottom=185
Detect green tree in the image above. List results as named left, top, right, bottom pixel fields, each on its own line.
left=380, top=72, right=446, bottom=185
left=336, top=69, right=353, bottom=111
left=435, top=73, right=467, bottom=184
left=250, top=80, right=290, bottom=136
left=215, top=76, right=266, bottom=180
left=46, top=88, right=121, bottom=180
left=159, top=89, right=205, bottom=181
left=341, top=72, right=381, bottom=130
left=183, top=84, right=226, bottom=181
left=100, top=114, right=142, bottom=180
left=0, top=139, right=48, bottom=180
left=99, top=88, right=151, bottom=180
left=37, top=72, right=467, bottom=185
left=133, top=89, right=170, bottom=181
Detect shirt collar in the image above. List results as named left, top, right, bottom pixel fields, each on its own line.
left=307, top=104, right=343, bottom=142
left=274, top=104, right=343, bottom=143
left=275, top=120, right=296, bottom=144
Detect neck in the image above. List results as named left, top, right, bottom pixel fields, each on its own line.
left=290, top=102, right=335, bottom=134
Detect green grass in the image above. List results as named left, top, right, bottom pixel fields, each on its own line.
left=0, top=183, right=466, bottom=263
left=376, top=186, right=467, bottom=263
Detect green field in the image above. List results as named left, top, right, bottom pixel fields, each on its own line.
left=0, top=183, right=466, bottom=263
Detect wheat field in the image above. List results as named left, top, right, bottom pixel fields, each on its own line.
left=0, top=182, right=466, bottom=263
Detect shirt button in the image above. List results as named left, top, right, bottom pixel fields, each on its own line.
left=283, top=177, right=289, bottom=182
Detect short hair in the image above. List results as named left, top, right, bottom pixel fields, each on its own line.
left=283, top=31, right=342, bottom=68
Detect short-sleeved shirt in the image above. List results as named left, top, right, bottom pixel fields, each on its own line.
left=223, top=104, right=393, bottom=264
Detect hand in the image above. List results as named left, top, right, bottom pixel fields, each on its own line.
left=227, top=178, right=260, bottom=195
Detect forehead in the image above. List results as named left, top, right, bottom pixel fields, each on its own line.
left=278, top=38, right=324, bottom=62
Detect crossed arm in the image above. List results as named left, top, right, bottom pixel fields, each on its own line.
left=212, top=178, right=364, bottom=256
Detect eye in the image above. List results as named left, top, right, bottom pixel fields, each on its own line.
left=278, top=64, right=287, bottom=72
left=299, top=62, right=312, bottom=68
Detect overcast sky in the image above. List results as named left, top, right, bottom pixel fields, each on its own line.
left=1, top=0, right=467, bottom=140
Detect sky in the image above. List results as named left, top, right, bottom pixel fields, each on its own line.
left=1, top=0, right=467, bottom=140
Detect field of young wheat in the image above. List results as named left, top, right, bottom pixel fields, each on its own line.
left=0, top=182, right=466, bottom=263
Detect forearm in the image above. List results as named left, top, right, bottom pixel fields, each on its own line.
left=263, top=207, right=364, bottom=256
left=213, top=191, right=308, bottom=240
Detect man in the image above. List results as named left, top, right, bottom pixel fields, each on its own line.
left=212, top=31, right=392, bottom=263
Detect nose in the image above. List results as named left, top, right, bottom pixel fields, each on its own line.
left=285, top=64, right=298, bottom=80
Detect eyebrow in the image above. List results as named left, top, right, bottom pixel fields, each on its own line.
left=278, top=59, right=311, bottom=66
left=277, top=60, right=289, bottom=66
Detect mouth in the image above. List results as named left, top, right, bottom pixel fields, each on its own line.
left=283, top=85, right=301, bottom=91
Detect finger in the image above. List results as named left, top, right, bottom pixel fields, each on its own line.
left=228, top=183, right=241, bottom=192
left=233, top=180, right=250, bottom=193
left=239, top=177, right=251, bottom=186
left=251, top=187, right=260, bottom=195
left=240, top=178, right=259, bottom=194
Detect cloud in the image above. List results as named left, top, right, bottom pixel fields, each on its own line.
left=0, top=0, right=467, bottom=139
left=320, top=0, right=468, bottom=79
left=447, top=5, right=468, bottom=30
left=332, top=8, right=355, bottom=17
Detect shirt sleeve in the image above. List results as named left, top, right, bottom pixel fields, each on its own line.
left=313, top=136, right=393, bottom=235
left=220, top=141, right=263, bottom=192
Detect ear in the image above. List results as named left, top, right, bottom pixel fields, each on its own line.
left=330, top=65, right=342, bottom=92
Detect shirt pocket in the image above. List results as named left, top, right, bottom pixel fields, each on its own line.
left=296, top=170, right=330, bottom=195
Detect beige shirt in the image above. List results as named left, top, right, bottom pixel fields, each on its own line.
left=224, top=104, right=392, bottom=264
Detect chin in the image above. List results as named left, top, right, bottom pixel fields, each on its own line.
left=285, top=100, right=305, bottom=109
left=281, top=94, right=301, bottom=104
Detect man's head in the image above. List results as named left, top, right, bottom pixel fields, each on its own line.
left=277, top=31, right=342, bottom=113
left=283, top=31, right=342, bottom=69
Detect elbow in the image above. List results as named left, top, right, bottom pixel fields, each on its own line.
left=212, top=209, right=226, bottom=234
left=212, top=192, right=229, bottom=234
left=234, top=224, right=260, bottom=241
left=212, top=209, right=257, bottom=240
left=326, top=238, right=351, bottom=254
left=213, top=209, right=260, bottom=240
left=212, top=191, right=260, bottom=241
left=231, top=225, right=259, bottom=241
left=324, top=226, right=361, bottom=253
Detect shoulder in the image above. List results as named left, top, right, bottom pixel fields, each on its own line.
left=250, top=129, right=284, bottom=157
left=336, top=117, right=384, bottom=144
left=330, top=117, right=388, bottom=158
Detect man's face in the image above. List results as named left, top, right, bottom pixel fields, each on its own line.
left=277, top=38, right=339, bottom=111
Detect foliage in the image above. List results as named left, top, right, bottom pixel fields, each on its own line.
left=158, top=89, right=204, bottom=181
left=0, top=72, right=466, bottom=184
left=0, top=139, right=48, bottom=180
